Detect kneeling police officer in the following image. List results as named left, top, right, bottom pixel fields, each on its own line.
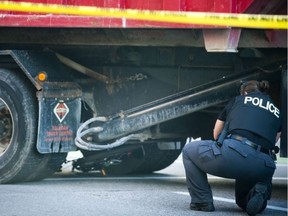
left=182, top=80, right=281, bottom=216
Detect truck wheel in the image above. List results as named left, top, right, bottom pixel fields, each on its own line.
left=102, top=146, right=145, bottom=175
left=104, top=142, right=183, bottom=175
left=77, top=146, right=145, bottom=175
left=0, top=69, right=66, bottom=183
left=132, top=142, right=184, bottom=173
left=77, top=141, right=183, bottom=175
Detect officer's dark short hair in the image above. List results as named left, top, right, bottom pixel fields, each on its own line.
left=240, top=80, right=270, bottom=95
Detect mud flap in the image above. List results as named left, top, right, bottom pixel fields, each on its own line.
left=36, top=82, right=82, bottom=153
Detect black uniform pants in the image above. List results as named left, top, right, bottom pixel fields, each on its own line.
left=182, top=139, right=275, bottom=209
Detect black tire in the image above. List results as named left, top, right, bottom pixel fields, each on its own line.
left=132, top=142, right=184, bottom=173
left=79, top=146, right=145, bottom=175
left=102, top=146, right=145, bottom=175
left=0, top=69, right=66, bottom=184
left=79, top=142, right=183, bottom=175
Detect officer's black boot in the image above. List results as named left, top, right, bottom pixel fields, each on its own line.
left=246, top=183, right=268, bottom=216
left=190, top=202, right=215, bottom=212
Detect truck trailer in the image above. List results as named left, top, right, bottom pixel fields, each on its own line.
left=0, top=0, right=286, bottom=183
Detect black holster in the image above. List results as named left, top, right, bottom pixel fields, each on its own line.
left=216, top=122, right=229, bottom=147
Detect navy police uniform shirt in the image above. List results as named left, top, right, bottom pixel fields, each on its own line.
left=218, top=92, right=281, bottom=150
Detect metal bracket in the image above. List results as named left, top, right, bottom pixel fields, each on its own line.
left=203, top=28, right=241, bottom=52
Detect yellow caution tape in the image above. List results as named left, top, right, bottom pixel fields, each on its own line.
left=0, top=1, right=287, bottom=29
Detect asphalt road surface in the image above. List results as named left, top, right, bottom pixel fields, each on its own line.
left=0, top=152, right=287, bottom=216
